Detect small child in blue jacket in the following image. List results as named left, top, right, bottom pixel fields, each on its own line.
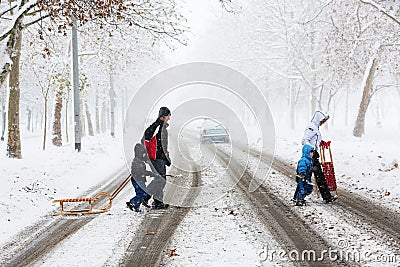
left=295, top=144, right=314, bottom=206
left=126, top=143, right=161, bottom=212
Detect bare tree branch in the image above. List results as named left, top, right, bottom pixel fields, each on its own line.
left=0, top=3, right=17, bottom=17
left=301, top=0, right=334, bottom=25
left=219, top=0, right=237, bottom=13
left=360, top=0, right=400, bottom=26
left=0, top=0, right=37, bottom=41
left=23, top=13, right=51, bottom=28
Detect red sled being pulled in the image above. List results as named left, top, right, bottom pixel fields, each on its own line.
left=320, top=141, right=338, bottom=196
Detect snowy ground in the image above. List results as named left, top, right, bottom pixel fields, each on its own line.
left=32, top=187, right=145, bottom=267
left=230, top=145, right=399, bottom=266
left=161, top=142, right=289, bottom=267
left=0, top=133, right=126, bottom=243
left=0, top=125, right=399, bottom=266
left=160, top=126, right=400, bottom=266
left=275, top=126, right=400, bottom=213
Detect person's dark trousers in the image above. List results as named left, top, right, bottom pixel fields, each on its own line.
left=312, top=152, right=332, bottom=200
left=147, top=159, right=167, bottom=204
left=293, top=185, right=299, bottom=200
left=130, top=181, right=149, bottom=207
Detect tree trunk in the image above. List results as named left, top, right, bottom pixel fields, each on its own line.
left=106, top=100, right=110, bottom=130
left=52, top=86, right=63, bottom=146
left=123, top=88, right=129, bottom=132
left=331, top=99, right=336, bottom=127
left=38, top=110, right=43, bottom=130
left=121, top=87, right=125, bottom=131
left=80, top=97, right=85, bottom=137
left=84, top=100, right=94, bottom=136
left=101, top=100, right=106, bottom=133
left=1, top=104, right=5, bottom=141
left=345, top=86, right=349, bottom=126
left=65, top=99, right=69, bottom=143
left=109, top=72, right=115, bottom=137
left=310, top=31, right=317, bottom=114
left=95, top=88, right=100, bottom=134
left=7, top=25, right=23, bottom=158
left=375, top=99, right=382, bottom=128
left=31, top=107, right=35, bottom=132
left=353, top=57, right=379, bottom=137
left=27, top=107, right=31, bottom=131
left=0, top=63, right=11, bottom=90
left=397, top=89, right=400, bottom=128
left=289, top=80, right=295, bottom=130
left=43, top=100, right=47, bottom=150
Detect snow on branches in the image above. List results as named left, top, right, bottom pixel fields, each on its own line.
left=36, top=0, right=187, bottom=44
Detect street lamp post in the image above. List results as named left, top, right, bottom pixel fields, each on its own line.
left=72, top=16, right=81, bottom=151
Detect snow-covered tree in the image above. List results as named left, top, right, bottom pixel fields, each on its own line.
left=0, top=0, right=188, bottom=158
left=323, top=0, right=400, bottom=137
left=51, top=71, right=70, bottom=146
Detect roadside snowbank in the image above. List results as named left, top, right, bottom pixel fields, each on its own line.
left=0, top=134, right=126, bottom=243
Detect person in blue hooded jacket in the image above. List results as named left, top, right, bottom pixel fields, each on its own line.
left=295, top=144, right=314, bottom=206
left=298, top=111, right=337, bottom=204
left=126, top=143, right=162, bottom=212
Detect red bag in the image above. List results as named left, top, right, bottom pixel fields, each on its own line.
left=144, top=136, right=157, bottom=159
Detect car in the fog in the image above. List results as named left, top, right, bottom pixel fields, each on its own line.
left=200, top=125, right=230, bottom=143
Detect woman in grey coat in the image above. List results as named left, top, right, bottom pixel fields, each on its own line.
left=294, top=111, right=337, bottom=204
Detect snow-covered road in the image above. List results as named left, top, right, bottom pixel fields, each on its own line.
left=1, top=133, right=400, bottom=266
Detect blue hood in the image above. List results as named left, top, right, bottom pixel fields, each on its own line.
left=302, top=144, right=314, bottom=160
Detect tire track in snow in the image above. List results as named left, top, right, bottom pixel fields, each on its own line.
left=0, top=167, right=129, bottom=267
left=120, top=141, right=201, bottom=266
left=216, top=149, right=345, bottom=267
left=267, top=153, right=400, bottom=248
left=248, top=149, right=400, bottom=262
